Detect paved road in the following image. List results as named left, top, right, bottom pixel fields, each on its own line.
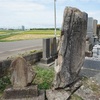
left=0, top=39, right=42, bottom=60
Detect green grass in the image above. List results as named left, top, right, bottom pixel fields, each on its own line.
left=33, top=66, right=54, bottom=89
left=21, top=30, right=60, bottom=35
left=0, top=30, right=20, bottom=34
left=0, top=76, right=11, bottom=93
left=0, top=33, right=18, bottom=40
left=0, top=30, right=24, bottom=41
left=0, top=30, right=60, bottom=42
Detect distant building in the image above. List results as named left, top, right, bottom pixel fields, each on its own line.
left=22, top=25, right=25, bottom=31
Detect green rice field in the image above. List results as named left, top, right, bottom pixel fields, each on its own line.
left=0, top=29, right=60, bottom=42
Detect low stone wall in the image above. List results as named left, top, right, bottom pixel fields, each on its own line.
left=0, top=51, right=42, bottom=78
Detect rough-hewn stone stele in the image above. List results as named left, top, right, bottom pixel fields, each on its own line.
left=53, top=7, right=88, bottom=89
left=10, top=57, right=36, bottom=88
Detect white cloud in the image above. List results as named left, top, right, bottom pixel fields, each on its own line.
left=88, top=11, right=100, bottom=23
left=0, top=0, right=49, bottom=28
left=0, top=0, right=100, bottom=28
left=0, top=1, right=45, bottom=12
left=80, top=0, right=100, bottom=2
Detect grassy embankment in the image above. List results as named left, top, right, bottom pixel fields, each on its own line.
left=0, top=30, right=60, bottom=42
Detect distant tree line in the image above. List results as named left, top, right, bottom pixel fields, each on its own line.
left=30, top=28, right=60, bottom=30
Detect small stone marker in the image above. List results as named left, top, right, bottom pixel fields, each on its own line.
left=3, top=57, right=45, bottom=100
left=10, top=57, right=36, bottom=88
left=43, top=38, right=50, bottom=60
left=46, top=6, right=88, bottom=100
left=41, top=38, right=52, bottom=64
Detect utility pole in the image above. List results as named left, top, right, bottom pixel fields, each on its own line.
left=54, top=0, right=56, bottom=37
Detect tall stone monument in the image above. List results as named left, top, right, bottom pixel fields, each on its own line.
left=46, top=7, right=88, bottom=100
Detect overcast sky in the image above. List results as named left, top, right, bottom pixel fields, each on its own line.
left=0, top=0, right=100, bottom=29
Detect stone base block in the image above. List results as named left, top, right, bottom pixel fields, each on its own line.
left=2, top=90, right=45, bottom=100
left=46, top=89, right=71, bottom=100
left=85, top=51, right=92, bottom=57
left=41, top=57, right=54, bottom=64
left=3, top=85, right=39, bottom=99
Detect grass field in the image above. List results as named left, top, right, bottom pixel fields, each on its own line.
left=0, top=30, right=60, bottom=42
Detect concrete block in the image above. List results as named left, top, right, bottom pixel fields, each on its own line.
left=3, top=85, right=38, bottom=99
left=2, top=90, right=45, bottom=100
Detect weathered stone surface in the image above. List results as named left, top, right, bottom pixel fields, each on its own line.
left=46, top=89, right=70, bottom=100
left=2, top=90, right=45, bottom=100
left=9, top=57, right=36, bottom=88
left=53, top=7, right=88, bottom=89
left=3, top=85, right=38, bottom=99
left=75, top=85, right=100, bottom=100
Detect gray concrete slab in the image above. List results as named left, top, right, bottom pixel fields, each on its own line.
left=80, top=68, right=100, bottom=78
left=83, top=57, right=100, bottom=70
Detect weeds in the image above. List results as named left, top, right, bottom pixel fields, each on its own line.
left=0, top=76, right=11, bottom=93
left=33, top=66, right=54, bottom=89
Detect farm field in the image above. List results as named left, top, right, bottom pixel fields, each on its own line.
left=0, top=30, right=60, bottom=42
